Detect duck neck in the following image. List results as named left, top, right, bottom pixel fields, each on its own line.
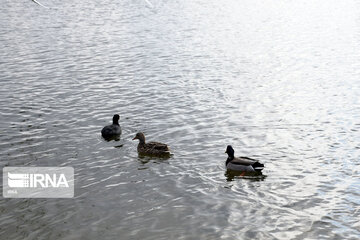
left=226, top=154, right=234, bottom=165
left=138, top=138, right=145, bottom=145
left=112, top=119, right=119, bottom=126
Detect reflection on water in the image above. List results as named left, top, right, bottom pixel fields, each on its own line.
left=1, top=0, right=360, bottom=239
left=225, top=169, right=266, bottom=182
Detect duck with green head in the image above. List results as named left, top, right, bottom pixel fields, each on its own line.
left=225, top=145, right=264, bottom=172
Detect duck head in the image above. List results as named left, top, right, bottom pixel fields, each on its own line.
left=225, top=145, right=235, bottom=160
left=113, top=114, right=120, bottom=125
left=132, top=132, right=145, bottom=144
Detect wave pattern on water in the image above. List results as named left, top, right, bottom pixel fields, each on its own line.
left=0, top=0, right=360, bottom=239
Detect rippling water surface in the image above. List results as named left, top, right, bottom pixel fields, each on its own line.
left=1, top=0, right=360, bottom=239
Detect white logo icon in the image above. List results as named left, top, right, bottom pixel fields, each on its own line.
left=8, top=172, right=69, bottom=188
left=8, top=173, right=30, bottom=188
left=3, top=167, right=74, bottom=198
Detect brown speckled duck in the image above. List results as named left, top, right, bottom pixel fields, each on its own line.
left=132, top=132, right=170, bottom=157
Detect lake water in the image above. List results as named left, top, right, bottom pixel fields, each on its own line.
left=1, top=0, right=360, bottom=239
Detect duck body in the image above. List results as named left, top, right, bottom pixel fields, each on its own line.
left=101, top=114, right=121, bottom=140
left=133, top=132, right=170, bottom=157
left=225, top=145, right=264, bottom=172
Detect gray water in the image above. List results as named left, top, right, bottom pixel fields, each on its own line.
left=1, top=0, right=360, bottom=239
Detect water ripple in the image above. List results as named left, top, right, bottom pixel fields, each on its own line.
left=1, top=0, right=360, bottom=239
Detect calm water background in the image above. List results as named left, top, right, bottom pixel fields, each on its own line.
left=1, top=0, right=360, bottom=239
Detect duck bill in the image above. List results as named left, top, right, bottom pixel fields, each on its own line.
left=132, top=137, right=137, bottom=140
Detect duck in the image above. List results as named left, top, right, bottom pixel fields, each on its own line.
left=132, top=132, right=170, bottom=157
left=225, top=145, right=264, bottom=172
left=101, top=114, right=121, bottom=140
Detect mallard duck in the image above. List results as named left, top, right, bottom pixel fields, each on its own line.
left=132, top=132, right=170, bottom=157
left=225, top=145, right=264, bottom=172
left=101, top=114, right=121, bottom=140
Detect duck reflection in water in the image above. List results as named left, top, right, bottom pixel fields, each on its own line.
left=225, top=169, right=266, bottom=182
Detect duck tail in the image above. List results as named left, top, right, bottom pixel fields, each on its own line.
left=252, top=162, right=264, bottom=172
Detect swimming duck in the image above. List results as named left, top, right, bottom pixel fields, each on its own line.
left=225, top=145, right=264, bottom=172
left=132, top=132, right=170, bottom=157
left=101, top=114, right=121, bottom=140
